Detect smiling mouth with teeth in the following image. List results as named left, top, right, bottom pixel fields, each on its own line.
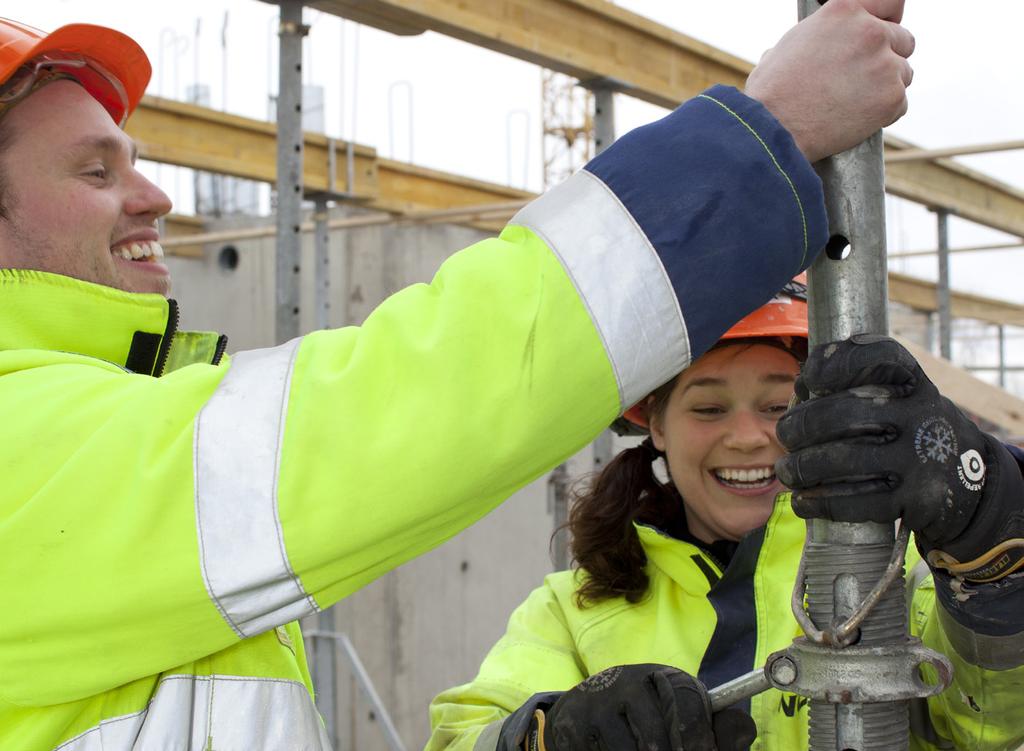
left=713, top=466, right=776, bottom=489
left=111, top=241, right=165, bottom=262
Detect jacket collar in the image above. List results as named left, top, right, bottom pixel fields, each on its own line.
left=637, top=494, right=804, bottom=592
left=0, top=269, right=226, bottom=375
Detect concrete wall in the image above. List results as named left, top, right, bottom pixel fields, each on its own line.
left=165, top=207, right=621, bottom=750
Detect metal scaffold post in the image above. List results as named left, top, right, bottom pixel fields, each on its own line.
left=276, top=4, right=343, bottom=744
left=710, top=2, right=954, bottom=742
left=275, top=0, right=307, bottom=344
left=793, top=2, right=952, bottom=747
left=590, top=81, right=616, bottom=473
left=314, top=196, right=331, bottom=330
left=548, top=79, right=618, bottom=570
left=935, top=209, right=952, bottom=359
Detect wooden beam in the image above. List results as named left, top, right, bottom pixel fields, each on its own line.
left=162, top=214, right=206, bottom=258
left=160, top=201, right=526, bottom=251
left=128, top=97, right=380, bottom=198
left=309, top=0, right=750, bottom=104
left=884, top=139, right=1024, bottom=163
left=890, top=241, right=1022, bottom=259
left=128, top=97, right=532, bottom=224
left=883, top=133, right=1024, bottom=239
left=888, top=271, right=1024, bottom=328
left=307, top=0, right=1024, bottom=238
left=375, top=159, right=533, bottom=216
left=896, top=334, right=1024, bottom=438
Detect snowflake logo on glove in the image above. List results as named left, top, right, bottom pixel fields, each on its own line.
left=576, top=666, right=623, bottom=693
left=914, top=417, right=958, bottom=464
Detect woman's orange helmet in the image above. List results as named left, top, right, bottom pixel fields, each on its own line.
left=0, top=18, right=150, bottom=126
left=617, top=276, right=808, bottom=434
left=718, top=277, right=808, bottom=344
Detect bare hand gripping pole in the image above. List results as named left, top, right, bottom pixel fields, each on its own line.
left=709, top=3, right=953, bottom=744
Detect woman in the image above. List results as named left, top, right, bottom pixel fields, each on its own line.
left=426, top=280, right=1024, bottom=751
left=426, top=284, right=809, bottom=751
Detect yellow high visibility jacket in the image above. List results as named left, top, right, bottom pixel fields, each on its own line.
left=427, top=497, right=1024, bottom=751
left=0, top=85, right=829, bottom=749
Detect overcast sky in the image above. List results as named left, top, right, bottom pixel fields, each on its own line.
left=15, top=1, right=1024, bottom=379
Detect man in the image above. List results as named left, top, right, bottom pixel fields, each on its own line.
left=0, top=3, right=914, bottom=748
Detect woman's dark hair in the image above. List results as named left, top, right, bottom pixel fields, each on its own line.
left=567, top=376, right=681, bottom=608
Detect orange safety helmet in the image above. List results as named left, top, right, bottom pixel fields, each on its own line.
left=0, top=17, right=150, bottom=126
left=616, top=276, right=808, bottom=434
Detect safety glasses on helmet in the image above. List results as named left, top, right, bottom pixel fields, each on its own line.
left=0, top=53, right=128, bottom=125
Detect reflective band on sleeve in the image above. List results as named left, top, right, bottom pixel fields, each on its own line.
left=194, top=338, right=319, bottom=638
left=511, top=170, right=690, bottom=409
left=54, top=674, right=330, bottom=750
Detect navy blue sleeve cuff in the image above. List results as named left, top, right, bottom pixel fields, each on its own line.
left=496, top=691, right=562, bottom=751
left=934, top=567, right=1024, bottom=637
left=584, top=84, right=827, bottom=360
left=929, top=441, right=1024, bottom=636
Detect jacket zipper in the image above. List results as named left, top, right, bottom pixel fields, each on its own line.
left=211, top=334, right=229, bottom=367
left=152, top=298, right=180, bottom=378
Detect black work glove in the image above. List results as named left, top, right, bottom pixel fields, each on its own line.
left=776, top=334, right=1024, bottom=582
left=499, top=664, right=756, bottom=751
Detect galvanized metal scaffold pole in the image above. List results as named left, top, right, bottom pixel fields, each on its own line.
left=590, top=81, right=616, bottom=473
left=935, top=209, right=952, bottom=360
left=793, top=1, right=951, bottom=747
left=275, top=0, right=307, bottom=345
left=549, top=80, right=618, bottom=570
left=710, top=4, right=954, bottom=744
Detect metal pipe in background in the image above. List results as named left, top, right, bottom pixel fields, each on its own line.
left=593, top=87, right=615, bottom=155
left=277, top=5, right=339, bottom=745
left=314, top=197, right=331, bottom=330
left=305, top=630, right=409, bottom=751
left=312, top=611, right=339, bottom=749
left=936, top=209, right=952, bottom=359
left=548, top=463, right=571, bottom=570
left=797, top=1, right=908, bottom=747
left=999, top=324, right=1007, bottom=388
left=590, top=83, right=617, bottom=472
left=275, top=0, right=307, bottom=344
left=545, top=82, right=617, bottom=570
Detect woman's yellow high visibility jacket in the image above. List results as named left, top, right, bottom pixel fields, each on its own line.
left=427, top=497, right=1024, bottom=751
left=0, top=86, right=830, bottom=749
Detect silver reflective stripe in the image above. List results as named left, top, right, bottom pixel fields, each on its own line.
left=512, top=169, right=690, bottom=410
left=905, top=558, right=931, bottom=615
left=936, top=598, right=1024, bottom=670
left=54, top=674, right=330, bottom=750
left=473, top=719, right=504, bottom=751
left=194, top=338, right=319, bottom=637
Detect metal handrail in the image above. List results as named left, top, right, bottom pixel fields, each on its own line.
left=305, top=629, right=409, bottom=751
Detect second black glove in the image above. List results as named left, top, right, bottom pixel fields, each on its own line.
left=532, top=663, right=755, bottom=751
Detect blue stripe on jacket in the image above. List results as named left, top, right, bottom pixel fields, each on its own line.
left=697, top=527, right=765, bottom=714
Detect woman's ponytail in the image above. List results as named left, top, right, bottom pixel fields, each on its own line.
left=567, top=437, right=680, bottom=607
